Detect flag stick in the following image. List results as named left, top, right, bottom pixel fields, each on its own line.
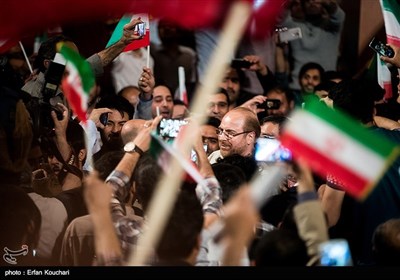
left=127, top=0, right=253, bottom=266
left=146, top=45, right=150, bottom=68
left=178, top=66, right=186, bottom=104
left=19, top=41, right=33, bottom=74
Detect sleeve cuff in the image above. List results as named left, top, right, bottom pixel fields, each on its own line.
left=297, top=191, right=318, bottom=203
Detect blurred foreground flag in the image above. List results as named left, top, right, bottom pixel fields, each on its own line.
left=380, top=0, right=400, bottom=47
left=149, top=133, right=203, bottom=184
left=58, top=43, right=95, bottom=124
left=106, top=14, right=150, bottom=52
left=281, top=100, right=400, bottom=200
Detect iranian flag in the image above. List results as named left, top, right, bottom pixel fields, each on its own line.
left=106, top=13, right=150, bottom=52
left=281, top=100, right=400, bottom=200
left=378, top=0, right=400, bottom=100
left=177, top=66, right=189, bottom=106
left=58, top=43, right=95, bottom=124
left=149, top=133, right=203, bottom=184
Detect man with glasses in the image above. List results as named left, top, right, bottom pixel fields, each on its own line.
left=208, top=107, right=260, bottom=164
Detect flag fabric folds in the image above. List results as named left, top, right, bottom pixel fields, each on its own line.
left=106, top=14, right=150, bottom=52
left=281, top=100, right=400, bottom=200
left=377, top=0, right=400, bottom=100
left=1, top=0, right=285, bottom=53
left=380, top=0, right=400, bottom=47
left=149, top=133, right=203, bottom=184
left=58, top=43, right=95, bottom=124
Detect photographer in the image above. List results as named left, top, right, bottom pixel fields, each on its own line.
left=22, top=19, right=144, bottom=138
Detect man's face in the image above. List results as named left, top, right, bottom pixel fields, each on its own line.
left=260, top=122, right=280, bottom=139
left=304, top=0, right=323, bottom=16
left=265, top=90, right=293, bottom=117
left=300, top=69, right=322, bottom=94
left=220, top=68, right=240, bottom=106
left=151, top=86, right=174, bottom=119
left=218, top=111, right=253, bottom=158
left=101, top=109, right=129, bottom=145
left=206, top=93, right=229, bottom=120
left=201, top=124, right=219, bottom=156
left=48, top=154, right=63, bottom=176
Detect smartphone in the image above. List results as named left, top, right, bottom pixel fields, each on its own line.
left=135, top=22, right=146, bottom=37
left=318, top=239, right=353, bottom=266
left=99, top=113, right=108, bottom=126
left=278, top=27, right=302, bottom=43
left=231, top=58, right=253, bottom=69
left=257, top=99, right=281, bottom=110
left=369, top=37, right=395, bottom=58
left=254, top=138, right=292, bottom=162
left=158, top=118, right=188, bottom=138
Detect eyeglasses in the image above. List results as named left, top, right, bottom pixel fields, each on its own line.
left=260, top=134, right=276, bottom=139
left=216, top=128, right=252, bottom=140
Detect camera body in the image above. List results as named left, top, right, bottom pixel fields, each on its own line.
left=277, top=27, right=302, bottom=43
left=257, top=99, right=281, bottom=110
left=27, top=53, right=66, bottom=138
left=99, top=113, right=109, bottom=126
left=369, top=37, right=395, bottom=58
left=230, top=58, right=253, bottom=69
left=157, top=118, right=188, bottom=139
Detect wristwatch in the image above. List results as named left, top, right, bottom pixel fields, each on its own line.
left=123, top=142, right=144, bottom=156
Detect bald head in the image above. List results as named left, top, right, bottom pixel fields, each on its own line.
left=121, top=119, right=146, bottom=144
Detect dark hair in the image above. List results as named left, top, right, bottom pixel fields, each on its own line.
left=265, top=85, right=295, bottom=105
left=215, top=87, right=230, bottom=107
left=95, top=94, right=135, bottom=119
left=298, top=62, right=325, bottom=82
left=212, top=163, right=246, bottom=203
left=254, top=229, right=309, bottom=266
left=217, top=154, right=258, bottom=182
left=329, top=78, right=381, bottom=124
left=94, top=151, right=125, bottom=181
left=156, top=189, right=204, bottom=262
left=372, top=218, right=400, bottom=266
left=260, top=115, right=288, bottom=135
left=205, top=116, right=221, bottom=129
left=173, top=99, right=186, bottom=106
left=34, top=35, right=74, bottom=73
left=134, top=153, right=163, bottom=212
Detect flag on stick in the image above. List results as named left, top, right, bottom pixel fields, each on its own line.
left=106, top=14, right=150, bottom=52
left=380, top=0, right=400, bottom=47
left=177, top=66, right=189, bottom=106
left=58, top=43, right=95, bottom=124
left=281, top=100, right=400, bottom=200
left=149, top=133, right=203, bottom=184
left=377, top=0, right=400, bottom=99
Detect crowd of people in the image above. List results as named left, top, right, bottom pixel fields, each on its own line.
left=1, top=0, right=400, bottom=268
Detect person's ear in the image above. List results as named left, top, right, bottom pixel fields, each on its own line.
left=43, top=59, right=52, bottom=69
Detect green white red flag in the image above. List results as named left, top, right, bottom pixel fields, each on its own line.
left=106, top=14, right=150, bottom=52
left=58, top=43, right=95, bottom=124
left=177, top=66, right=189, bottom=106
left=149, top=133, right=203, bottom=184
left=281, top=100, right=400, bottom=200
left=377, top=0, right=400, bottom=99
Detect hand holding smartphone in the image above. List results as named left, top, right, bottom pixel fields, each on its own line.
left=369, top=37, right=395, bottom=58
